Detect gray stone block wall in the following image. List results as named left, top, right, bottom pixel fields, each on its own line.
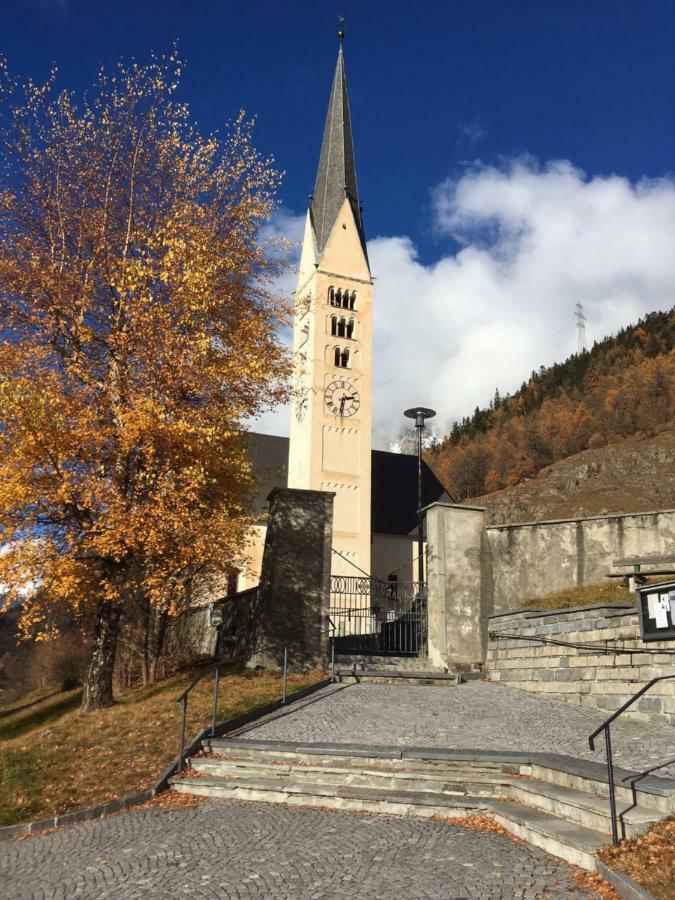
left=486, top=604, right=675, bottom=726
left=253, top=487, right=334, bottom=669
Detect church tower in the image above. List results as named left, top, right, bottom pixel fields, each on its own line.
left=287, top=35, right=372, bottom=578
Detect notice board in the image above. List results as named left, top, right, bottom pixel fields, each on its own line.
left=637, top=580, right=675, bottom=642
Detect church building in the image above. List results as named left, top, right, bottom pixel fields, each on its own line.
left=237, top=36, right=451, bottom=590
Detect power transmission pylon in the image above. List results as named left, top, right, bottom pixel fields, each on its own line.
left=575, top=302, right=587, bottom=352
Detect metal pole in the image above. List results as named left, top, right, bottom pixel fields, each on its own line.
left=404, top=407, right=435, bottom=589
left=211, top=666, right=221, bottom=737
left=282, top=647, right=288, bottom=705
left=331, top=640, right=335, bottom=682
left=178, top=695, right=187, bottom=772
left=605, top=728, right=619, bottom=845
left=417, top=418, right=423, bottom=586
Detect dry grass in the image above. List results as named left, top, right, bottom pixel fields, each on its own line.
left=524, top=576, right=672, bottom=611
left=597, top=816, right=675, bottom=900
left=0, top=666, right=324, bottom=827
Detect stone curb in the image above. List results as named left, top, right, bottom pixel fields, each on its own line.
left=0, top=789, right=156, bottom=841
left=0, top=675, right=333, bottom=842
left=594, top=859, right=656, bottom=900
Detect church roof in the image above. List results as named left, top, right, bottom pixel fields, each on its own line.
left=310, top=44, right=368, bottom=261
left=245, top=433, right=452, bottom=536
left=370, top=449, right=453, bottom=535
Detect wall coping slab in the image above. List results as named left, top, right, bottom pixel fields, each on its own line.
left=486, top=508, right=675, bottom=531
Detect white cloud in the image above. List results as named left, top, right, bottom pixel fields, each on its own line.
left=253, top=159, right=675, bottom=446
left=457, top=119, right=486, bottom=148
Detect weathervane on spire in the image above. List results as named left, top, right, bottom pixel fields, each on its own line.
left=337, top=14, right=345, bottom=41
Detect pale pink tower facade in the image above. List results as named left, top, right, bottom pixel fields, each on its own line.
left=287, top=37, right=373, bottom=578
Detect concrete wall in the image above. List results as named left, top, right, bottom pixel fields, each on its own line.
left=236, top=523, right=267, bottom=592
left=371, top=532, right=417, bottom=583
left=486, top=509, right=675, bottom=613
left=486, top=604, right=675, bottom=726
left=426, top=503, right=488, bottom=670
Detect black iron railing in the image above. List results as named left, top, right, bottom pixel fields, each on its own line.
left=329, top=576, right=427, bottom=656
left=588, top=674, right=675, bottom=845
left=330, top=575, right=425, bottom=605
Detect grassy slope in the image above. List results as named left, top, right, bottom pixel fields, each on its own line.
left=524, top=576, right=672, bottom=610
left=0, top=667, right=323, bottom=827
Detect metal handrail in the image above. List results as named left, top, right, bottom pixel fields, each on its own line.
left=490, top=631, right=675, bottom=656
left=174, top=623, right=338, bottom=772
left=588, top=674, right=675, bottom=845
left=174, top=661, right=224, bottom=772
left=326, top=615, right=336, bottom=682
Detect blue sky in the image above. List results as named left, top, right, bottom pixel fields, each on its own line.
left=3, top=0, right=675, bottom=438
left=5, top=0, right=675, bottom=262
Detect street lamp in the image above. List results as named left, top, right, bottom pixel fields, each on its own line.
left=403, top=407, right=436, bottom=585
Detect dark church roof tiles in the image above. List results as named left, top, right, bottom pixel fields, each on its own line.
left=245, top=433, right=452, bottom=536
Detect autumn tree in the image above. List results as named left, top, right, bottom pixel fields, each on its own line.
left=0, top=52, right=290, bottom=710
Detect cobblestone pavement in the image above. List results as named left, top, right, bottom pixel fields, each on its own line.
left=243, top=682, right=675, bottom=776
left=1, top=800, right=600, bottom=899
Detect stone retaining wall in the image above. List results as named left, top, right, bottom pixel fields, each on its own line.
left=486, top=603, right=675, bottom=726
left=485, top=509, right=675, bottom=612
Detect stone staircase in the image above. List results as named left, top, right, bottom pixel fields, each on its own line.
left=170, top=739, right=675, bottom=871
left=332, top=654, right=480, bottom=685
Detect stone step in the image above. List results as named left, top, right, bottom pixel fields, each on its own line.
left=171, top=774, right=494, bottom=818
left=207, top=739, right=675, bottom=815
left=333, top=655, right=442, bottom=672
left=489, top=800, right=608, bottom=870
left=170, top=772, right=610, bottom=870
left=194, top=753, right=662, bottom=840
left=191, top=756, right=510, bottom=796
left=508, top=779, right=663, bottom=839
left=527, top=759, right=675, bottom=816
left=205, top=741, right=524, bottom=774
left=335, top=669, right=461, bottom=685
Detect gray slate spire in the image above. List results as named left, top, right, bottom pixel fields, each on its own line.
left=310, top=45, right=367, bottom=261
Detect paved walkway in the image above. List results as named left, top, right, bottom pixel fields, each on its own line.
left=1, top=800, right=599, bottom=899
left=242, top=682, right=675, bottom=776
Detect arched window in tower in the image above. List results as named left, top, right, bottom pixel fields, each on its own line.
left=337, top=317, right=347, bottom=338
left=347, top=318, right=355, bottom=339
left=330, top=315, right=338, bottom=336
left=335, top=288, right=343, bottom=308
left=334, top=346, right=350, bottom=368
left=349, top=291, right=356, bottom=310
left=328, top=287, right=335, bottom=306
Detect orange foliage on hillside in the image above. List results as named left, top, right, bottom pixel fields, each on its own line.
left=430, top=313, right=674, bottom=499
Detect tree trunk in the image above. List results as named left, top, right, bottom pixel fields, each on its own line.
left=149, top=608, right=169, bottom=683
left=81, top=599, right=122, bottom=711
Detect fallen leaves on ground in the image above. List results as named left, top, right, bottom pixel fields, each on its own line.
left=597, top=816, right=675, bottom=900
left=571, top=870, right=620, bottom=898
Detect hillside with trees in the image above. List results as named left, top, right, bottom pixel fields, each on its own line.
left=428, top=309, right=674, bottom=501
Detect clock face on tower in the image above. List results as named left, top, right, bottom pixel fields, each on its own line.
left=325, top=379, right=361, bottom=418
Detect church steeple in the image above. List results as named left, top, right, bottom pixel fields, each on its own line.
left=288, top=32, right=372, bottom=580
left=310, top=40, right=367, bottom=261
